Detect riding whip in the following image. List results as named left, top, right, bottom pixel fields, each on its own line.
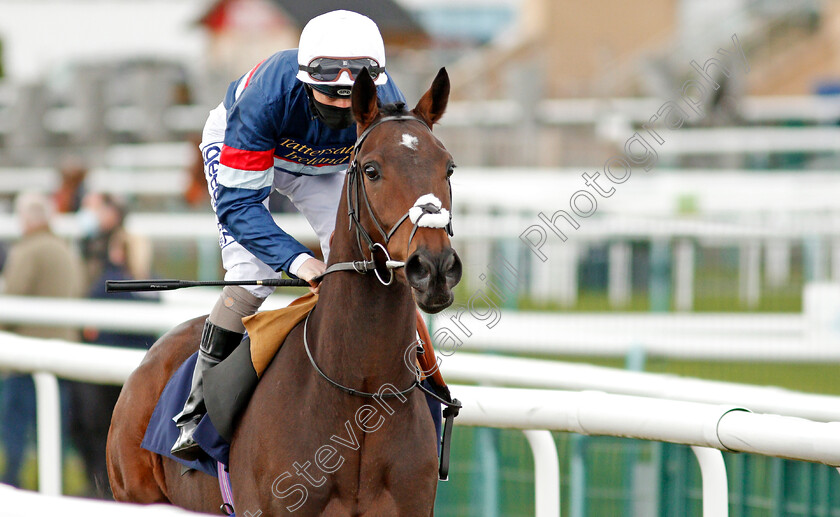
left=106, top=278, right=308, bottom=292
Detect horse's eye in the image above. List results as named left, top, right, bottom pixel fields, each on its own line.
left=446, top=164, right=456, bottom=178
left=364, top=164, right=380, bottom=181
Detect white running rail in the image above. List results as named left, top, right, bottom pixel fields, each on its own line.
left=0, top=295, right=835, bottom=361
left=0, top=332, right=840, bottom=516
left=0, top=483, right=214, bottom=516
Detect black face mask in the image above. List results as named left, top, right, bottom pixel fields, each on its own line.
left=311, top=96, right=354, bottom=130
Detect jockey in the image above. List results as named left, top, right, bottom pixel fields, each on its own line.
left=171, top=10, right=406, bottom=460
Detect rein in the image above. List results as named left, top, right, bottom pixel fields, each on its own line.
left=301, top=311, right=460, bottom=409
left=302, top=311, right=416, bottom=399
left=302, top=307, right=461, bottom=481
left=314, top=113, right=454, bottom=286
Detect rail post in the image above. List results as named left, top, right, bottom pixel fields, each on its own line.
left=33, top=372, right=62, bottom=495
left=523, top=430, right=560, bottom=517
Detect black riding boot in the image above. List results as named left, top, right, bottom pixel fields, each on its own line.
left=170, top=320, right=243, bottom=461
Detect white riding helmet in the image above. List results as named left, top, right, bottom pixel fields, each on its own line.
left=296, top=10, right=388, bottom=87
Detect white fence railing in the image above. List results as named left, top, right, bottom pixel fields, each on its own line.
left=1, top=294, right=838, bottom=362
left=5, top=167, right=840, bottom=310
left=0, top=483, right=213, bottom=517
left=1, top=209, right=839, bottom=244
left=1, top=328, right=840, bottom=516
left=1, top=296, right=839, bottom=420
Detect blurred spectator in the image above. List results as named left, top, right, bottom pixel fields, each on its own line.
left=183, top=134, right=209, bottom=208
left=78, top=192, right=128, bottom=285
left=52, top=156, right=88, bottom=213
left=0, top=191, right=84, bottom=488
left=68, top=228, right=158, bottom=498
left=0, top=241, right=7, bottom=271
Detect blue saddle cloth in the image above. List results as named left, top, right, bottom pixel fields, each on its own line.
left=140, top=352, right=444, bottom=478
left=140, top=352, right=229, bottom=477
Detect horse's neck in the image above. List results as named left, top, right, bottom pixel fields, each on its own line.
left=307, top=225, right=418, bottom=391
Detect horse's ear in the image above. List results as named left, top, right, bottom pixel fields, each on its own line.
left=412, top=67, right=450, bottom=127
left=352, top=68, right=379, bottom=130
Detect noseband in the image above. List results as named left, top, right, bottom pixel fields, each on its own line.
left=315, top=112, right=454, bottom=286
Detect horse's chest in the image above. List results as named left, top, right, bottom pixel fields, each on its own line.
left=234, top=350, right=439, bottom=515
left=321, top=430, right=439, bottom=517
left=240, top=401, right=437, bottom=515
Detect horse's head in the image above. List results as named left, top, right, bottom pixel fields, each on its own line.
left=348, top=67, right=462, bottom=313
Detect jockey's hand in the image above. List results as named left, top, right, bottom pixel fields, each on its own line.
left=296, top=257, right=326, bottom=294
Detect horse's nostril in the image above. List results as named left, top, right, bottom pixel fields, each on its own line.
left=405, top=254, right=431, bottom=291
left=445, top=250, right=463, bottom=287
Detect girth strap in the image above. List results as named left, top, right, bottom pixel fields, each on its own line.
left=217, top=461, right=235, bottom=515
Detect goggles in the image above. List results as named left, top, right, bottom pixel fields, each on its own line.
left=299, top=57, right=384, bottom=83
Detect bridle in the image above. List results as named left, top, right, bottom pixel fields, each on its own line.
left=304, top=111, right=461, bottom=403
left=314, top=111, right=454, bottom=286
left=303, top=110, right=462, bottom=480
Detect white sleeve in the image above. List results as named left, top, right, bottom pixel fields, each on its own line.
left=288, top=253, right=314, bottom=277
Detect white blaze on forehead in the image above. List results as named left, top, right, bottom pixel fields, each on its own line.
left=400, top=133, right=419, bottom=150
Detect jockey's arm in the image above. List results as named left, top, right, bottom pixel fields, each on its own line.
left=215, top=82, right=316, bottom=279
left=216, top=187, right=322, bottom=291
left=215, top=179, right=314, bottom=276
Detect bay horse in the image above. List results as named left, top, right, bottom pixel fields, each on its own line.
left=107, top=67, right=461, bottom=516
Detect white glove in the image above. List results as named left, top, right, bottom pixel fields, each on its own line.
left=295, top=257, right=327, bottom=294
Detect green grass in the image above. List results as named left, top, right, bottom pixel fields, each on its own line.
left=0, top=448, right=91, bottom=496
left=645, top=359, right=840, bottom=395
left=515, top=289, right=804, bottom=313
left=535, top=355, right=840, bottom=396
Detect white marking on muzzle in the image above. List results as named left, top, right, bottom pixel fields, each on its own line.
left=409, top=193, right=450, bottom=228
